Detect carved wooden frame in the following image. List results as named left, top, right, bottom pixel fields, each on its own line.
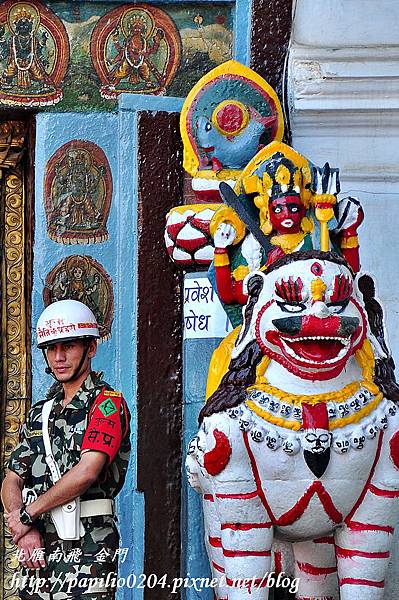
left=0, top=121, right=29, bottom=600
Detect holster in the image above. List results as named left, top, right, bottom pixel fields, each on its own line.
left=50, top=497, right=85, bottom=540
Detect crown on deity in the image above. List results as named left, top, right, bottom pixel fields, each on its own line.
left=128, top=15, right=146, bottom=32
left=13, top=8, right=34, bottom=23
left=241, top=143, right=313, bottom=207
left=238, top=142, right=313, bottom=235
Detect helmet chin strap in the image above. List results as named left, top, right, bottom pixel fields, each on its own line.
left=42, top=341, right=91, bottom=383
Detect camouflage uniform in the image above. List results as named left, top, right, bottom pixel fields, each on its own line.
left=7, top=371, right=131, bottom=600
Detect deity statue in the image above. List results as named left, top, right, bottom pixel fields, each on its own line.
left=187, top=243, right=399, bottom=599
left=0, top=7, right=52, bottom=89
left=0, top=1, right=69, bottom=107
left=109, top=15, right=165, bottom=90
left=209, top=141, right=363, bottom=327
left=45, top=140, right=112, bottom=245
left=165, top=60, right=284, bottom=268
left=179, top=63, right=399, bottom=600
left=50, top=149, right=103, bottom=230
left=44, top=255, right=115, bottom=340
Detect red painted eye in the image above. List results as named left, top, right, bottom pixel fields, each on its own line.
left=212, top=101, right=249, bottom=135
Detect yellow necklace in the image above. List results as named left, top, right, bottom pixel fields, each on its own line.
left=270, top=232, right=306, bottom=253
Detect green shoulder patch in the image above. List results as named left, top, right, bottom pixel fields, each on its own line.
left=98, top=398, right=117, bottom=417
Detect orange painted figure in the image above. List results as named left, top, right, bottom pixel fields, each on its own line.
left=110, top=15, right=165, bottom=88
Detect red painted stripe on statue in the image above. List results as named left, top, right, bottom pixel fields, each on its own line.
left=345, top=431, right=384, bottom=524
left=209, top=537, right=222, bottom=548
left=274, top=550, right=282, bottom=574
left=346, top=521, right=394, bottom=534
left=221, top=522, right=272, bottom=531
left=212, top=561, right=225, bottom=574
left=339, top=578, right=384, bottom=588
left=297, top=561, right=337, bottom=576
left=243, top=431, right=342, bottom=525
left=243, top=431, right=276, bottom=521
left=368, top=484, right=399, bottom=498
left=216, top=490, right=259, bottom=500
left=223, top=548, right=272, bottom=557
left=276, top=481, right=342, bottom=526
left=204, top=494, right=214, bottom=502
left=336, top=546, right=390, bottom=559
left=314, top=536, right=335, bottom=544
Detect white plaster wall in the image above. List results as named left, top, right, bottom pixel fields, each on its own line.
left=289, top=1, right=399, bottom=594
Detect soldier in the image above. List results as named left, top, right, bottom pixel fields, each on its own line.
left=1, top=299, right=131, bottom=599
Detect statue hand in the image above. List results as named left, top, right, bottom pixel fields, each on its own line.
left=214, top=222, right=236, bottom=249
left=335, top=196, right=364, bottom=235
left=241, top=233, right=262, bottom=272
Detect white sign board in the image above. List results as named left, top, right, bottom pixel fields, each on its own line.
left=183, top=277, right=233, bottom=340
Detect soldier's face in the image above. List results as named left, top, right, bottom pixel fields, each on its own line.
left=46, top=340, right=97, bottom=382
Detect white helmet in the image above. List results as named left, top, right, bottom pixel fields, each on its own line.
left=36, top=299, right=100, bottom=348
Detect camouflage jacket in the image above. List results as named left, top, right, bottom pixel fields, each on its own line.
left=8, top=371, right=131, bottom=502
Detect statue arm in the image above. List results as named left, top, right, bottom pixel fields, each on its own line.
left=213, top=222, right=248, bottom=304
left=214, top=249, right=248, bottom=304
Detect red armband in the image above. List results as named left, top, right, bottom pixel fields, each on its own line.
left=81, top=388, right=128, bottom=463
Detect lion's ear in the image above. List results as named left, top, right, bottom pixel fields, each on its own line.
left=244, top=272, right=265, bottom=299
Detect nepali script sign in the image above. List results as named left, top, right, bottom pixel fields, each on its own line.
left=183, top=277, right=233, bottom=340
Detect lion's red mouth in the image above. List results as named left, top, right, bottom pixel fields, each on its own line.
left=281, top=335, right=350, bottom=364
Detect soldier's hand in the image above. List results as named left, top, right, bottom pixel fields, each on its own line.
left=4, top=508, right=31, bottom=544
left=17, top=529, right=46, bottom=570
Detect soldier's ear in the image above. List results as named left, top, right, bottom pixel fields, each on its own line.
left=87, top=339, right=97, bottom=359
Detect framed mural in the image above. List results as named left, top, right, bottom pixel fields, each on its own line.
left=43, top=255, right=114, bottom=341
left=0, top=0, right=69, bottom=107
left=0, top=1, right=234, bottom=111
left=90, top=4, right=182, bottom=98
left=44, top=139, right=112, bottom=245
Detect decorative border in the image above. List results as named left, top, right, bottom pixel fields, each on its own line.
left=1, top=164, right=28, bottom=599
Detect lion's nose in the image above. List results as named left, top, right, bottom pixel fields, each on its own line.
left=310, top=301, right=330, bottom=318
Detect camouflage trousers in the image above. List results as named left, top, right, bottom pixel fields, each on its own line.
left=16, top=515, right=119, bottom=600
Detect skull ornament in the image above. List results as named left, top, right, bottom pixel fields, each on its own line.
left=350, top=398, right=362, bottom=412
left=258, top=394, right=270, bottom=406
left=266, top=428, right=282, bottom=450
left=268, top=399, right=280, bottom=414
left=249, top=390, right=263, bottom=401
left=250, top=426, right=267, bottom=443
left=327, top=402, right=337, bottom=419
left=338, top=403, right=350, bottom=417
left=332, top=435, right=350, bottom=454
left=357, top=390, right=371, bottom=406
left=188, top=436, right=199, bottom=455
left=377, top=414, right=388, bottom=430
left=292, top=406, right=302, bottom=420
left=282, top=435, right=300, bottom=455
left=239, top=409, right=253, bottom=432
left=350, top=427, right=366, bottom=450
left=227, top=406, right=243, bottom=419
left=303, top=429, right=332, bottom=454
left=365, top=423, right=379, bottom=439
left=280, top=403, right=292, bottom=417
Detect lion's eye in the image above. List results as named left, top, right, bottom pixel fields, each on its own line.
left=277, top=302, right=306, bottom=313
left=326, top=300, right=349, bottom=314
